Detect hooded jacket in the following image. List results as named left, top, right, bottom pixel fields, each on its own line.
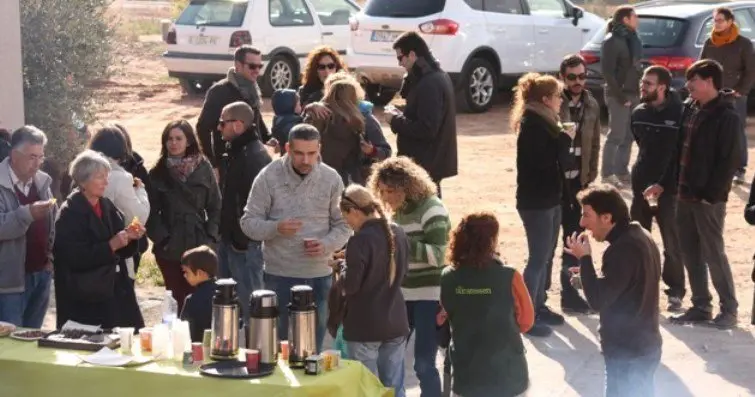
left=674, top=90, right=741, bottom=203
left=630, top=89, right=683, bottom=194
left=196, top=69, right=271, bottom=166
left=272, top=89, right=303, bottom=154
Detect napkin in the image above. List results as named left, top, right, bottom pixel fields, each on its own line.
left=61, top=320, right=102, bottom=333
left=79, top=347, right=153, bottom=367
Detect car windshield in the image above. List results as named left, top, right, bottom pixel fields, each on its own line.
left=588, top=16, right=687, bottom=48
left=176, top=0, right=249, bottom=27
left=364, top=0, right=445, bottom=18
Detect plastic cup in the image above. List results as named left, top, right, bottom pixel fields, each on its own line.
left=280, top=340, right=289, bottom=361
left=139, top=327, right=153, bottom=353
left=646, top=195, right=659, bottom=209
left=119, top=327, right=134, bottom=355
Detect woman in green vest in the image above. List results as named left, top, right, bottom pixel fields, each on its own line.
left=440, top=212, right=534, bottom=397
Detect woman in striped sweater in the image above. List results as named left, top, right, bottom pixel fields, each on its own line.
left=369, top=156, right=451, bottom=397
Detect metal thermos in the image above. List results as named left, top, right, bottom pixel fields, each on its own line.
left=210, top=278, right=240, bottom=360
left=248, top=289, right=279, bottom=368
left=288, top=285, right=317, bottom=368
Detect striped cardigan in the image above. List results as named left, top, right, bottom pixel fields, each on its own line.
left=393, top=195, right=451, bottom=301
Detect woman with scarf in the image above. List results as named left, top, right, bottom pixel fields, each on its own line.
left=601, top=5, right=642, bottom=187
left=147, top=120, right=221, bottom=313
left=513, top=73, right=576, bottom=338
left=701, top=6, right=755, bottom=185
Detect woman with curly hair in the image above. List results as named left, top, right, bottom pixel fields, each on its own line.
left=299, top=45, right=348, bottom=108
left=440, top=212, right=534, bottom=397
left=512, top=72, right=576, bottom=337
left=369, top=156, right=451, bottom=397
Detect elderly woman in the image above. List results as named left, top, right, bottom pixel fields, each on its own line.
left=369, top=156, right=451, bottom=397
left=440, top=212, right=534, bottom=397
left=53, top=150, right=145, bottom=329
left=88, top=126, right=150, bottom=281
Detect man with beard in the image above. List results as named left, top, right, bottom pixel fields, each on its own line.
left=196, top=45, right=275, bottom=174
left=387, top=32, right=457, bottom=198
left=545, top=54, right=601, bottom=315
left=630, top=65, right=686, bottom=312
left=648, top=59, right=741, bottom=329
left=565, top=184, right=662, bottom=397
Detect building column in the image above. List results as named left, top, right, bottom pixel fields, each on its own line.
left=0, top=0, right=25, bottom=130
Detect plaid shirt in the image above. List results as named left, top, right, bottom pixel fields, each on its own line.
left=677, top=104, right=703, bottom=201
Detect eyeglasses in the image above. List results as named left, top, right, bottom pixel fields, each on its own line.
left=218, top=119, right=238, bottom=129
left=317, top=63, right=337, bottom=71
left=566, top=73, right=587, bottom=81
left=246, top=63, right=264, bottom=70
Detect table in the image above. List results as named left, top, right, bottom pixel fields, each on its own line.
left=0, top=338, right=393, bottom=397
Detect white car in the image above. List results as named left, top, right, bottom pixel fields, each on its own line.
left=348, top=0, right=605, bottom=112
left=164, top=0, right=360, bottom=96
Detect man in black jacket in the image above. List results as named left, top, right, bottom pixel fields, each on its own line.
left=217, top=101, right=272, bottom=320
left=196, top=45, right=273, bottom=172
left=648, top=59, right=741, bottom=329
left=565, top=184, right=662, bottom=397
left=630, top=65, right=686, bottom=312
left=387, top=32, right=457, bottom=198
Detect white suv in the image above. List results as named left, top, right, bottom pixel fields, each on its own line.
left=348, top=0, right=605, bottom=112
left=164, top=0, right=360, bottom=96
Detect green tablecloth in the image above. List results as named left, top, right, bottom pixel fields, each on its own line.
left=0, top=338, right=393, bottom=397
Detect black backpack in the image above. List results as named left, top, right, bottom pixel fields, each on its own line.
left=0, top=139, right=10, bottom=163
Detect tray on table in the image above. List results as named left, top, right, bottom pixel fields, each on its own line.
left=38, top=329, right=120, bottom=352
left=199, top=361, right=276, bottom=379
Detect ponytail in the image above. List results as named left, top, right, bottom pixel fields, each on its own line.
left=374, top=203, right=397, bottom=286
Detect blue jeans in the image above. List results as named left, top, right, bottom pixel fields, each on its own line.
left=217, top=240, right=264, bottom=322
left=406, top=300, right=442, bottom=397
left=264, top=272, right=331, bottom=353
left=605, top=349, right=661, bottom=397
left=347, top=336, right=407, bottom=397
left=0, top=270, right=52, bottom=328
left=519, top=206, right=562, bottom=310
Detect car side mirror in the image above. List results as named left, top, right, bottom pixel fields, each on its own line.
left=572, top=7, right=584, bottom=26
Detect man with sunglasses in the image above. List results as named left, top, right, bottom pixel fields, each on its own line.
left=548, top=54, right=601, bottom=315
left=196, top=45, right=274, bottom=175
left=387, top=32, right=457, bottom=198
left=630, top=65, right=686, bottom=313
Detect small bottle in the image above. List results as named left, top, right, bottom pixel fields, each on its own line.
left=161, top=290, right=178, bottom=326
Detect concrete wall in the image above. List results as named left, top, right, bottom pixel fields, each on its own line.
left=0, top=0, right=25, bottom=131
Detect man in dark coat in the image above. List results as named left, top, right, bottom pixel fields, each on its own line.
left=196, top=45, right=273, bottom=171
left=217, top=101, right=273, bottom=321
left=387, top=32, right=457, bottom=198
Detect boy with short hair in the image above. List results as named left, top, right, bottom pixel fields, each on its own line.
left=180, top=245, right=218, bottom=342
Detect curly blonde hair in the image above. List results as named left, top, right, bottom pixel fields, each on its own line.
left=509, top=72, right=562, bottom=133
left=368, top=156, right=437, bottom=205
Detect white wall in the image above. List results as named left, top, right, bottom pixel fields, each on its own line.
left=0, top=0, right=25, bottom=131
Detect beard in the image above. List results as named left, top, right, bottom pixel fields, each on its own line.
left=640, top=89, right=659, bottom=103
left=568, top=84, right=583, bottom=95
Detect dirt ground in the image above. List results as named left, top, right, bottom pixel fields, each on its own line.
left=42, top=25, right=755, bottom=396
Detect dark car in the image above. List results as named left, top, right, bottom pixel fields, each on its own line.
left=580, top=0, right=755, bottom=107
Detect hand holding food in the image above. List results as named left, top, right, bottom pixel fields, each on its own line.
left=30, top=200, right=54, bottom=220
left=126, top=216, right=145, bottom=240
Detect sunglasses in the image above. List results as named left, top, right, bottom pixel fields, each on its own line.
left=566, top=73, right=587, bottom=81
left=317, top=63, right=337, bottom=71
left=218, top=119, right=238, bottom=129
left=246, top=63, right=263, bottom=70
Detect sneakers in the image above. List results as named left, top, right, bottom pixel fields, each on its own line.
left=562, top=297, right=593, bottom=315
left=537, top=306, right=565, bottom=326
left=667, top=297, right=683, bottom=313
left=669, top=307, right=713, bottom=324
left=711, top=312, right=738, bottom=330
left=733, top=170, right=746, bottom=185
left=603, top=175, right=623, bottom=187
left=526, top=321, right=553, bottom=337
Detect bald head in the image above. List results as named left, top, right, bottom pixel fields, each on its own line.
left=220, top=101, right=255, bottom=141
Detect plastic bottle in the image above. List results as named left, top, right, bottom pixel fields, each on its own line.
left=161, top=290, right=178, bottom=325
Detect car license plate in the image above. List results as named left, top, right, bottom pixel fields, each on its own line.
left=189, top=35, right=219, bottom=45
left=371, top=30, right=401, bottom=43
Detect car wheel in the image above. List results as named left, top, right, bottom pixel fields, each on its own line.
left=178, top=78, right=207, bottom=96
left=456, top=58, right=496, bottom=113
left=261, top=55, right=297, bottom=97
left=365, top=84, right=398, bottom=107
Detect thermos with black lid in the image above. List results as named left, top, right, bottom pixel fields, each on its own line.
left=210, top=278, right=239, bottom=360
left=288, top=285, right=317, bottom=368
left=248, top=289, right=279, bottom=369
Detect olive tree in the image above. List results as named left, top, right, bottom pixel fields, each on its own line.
left=20, top=0, right=115, bottom=165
